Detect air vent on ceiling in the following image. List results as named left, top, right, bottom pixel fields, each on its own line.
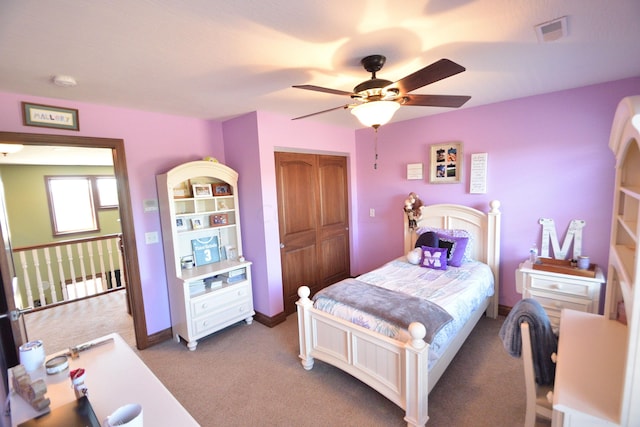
left=535, top=16, right=568, bottom=43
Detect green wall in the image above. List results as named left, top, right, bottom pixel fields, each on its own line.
left=0, top=164, right=121, bottom=248
left=0, top=164, right=122, bottom=307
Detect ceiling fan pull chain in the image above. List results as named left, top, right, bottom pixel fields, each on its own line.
left=374, top=127, right=379, bottom=170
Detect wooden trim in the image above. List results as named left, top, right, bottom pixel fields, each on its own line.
left=253, top=310, right=287, bottom=328
left=0, top=132, right=149, bottom=349
left=13, top=233, right=122, bottom=252
left=498, top=304, right=512, bottom=317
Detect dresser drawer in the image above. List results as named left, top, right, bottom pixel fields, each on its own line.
left=191, top=301, right=253, bottom=335
left=190, top=282, right=252, bottom=318
left=528, top=275, right=596, bottom=298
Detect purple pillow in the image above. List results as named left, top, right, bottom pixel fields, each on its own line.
left=437, top=234, right=469, bottom=267
left=415, top=231, right=439, bottom=249
left=420, top=246, right=448, bottom=270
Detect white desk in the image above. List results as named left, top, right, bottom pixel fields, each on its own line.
left=10, top=333, right=199, bottom=427
left=552, top=309, right=626, bottom=426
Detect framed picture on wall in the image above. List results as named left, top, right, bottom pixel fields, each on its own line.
left=430, top=142, right=463, bottom=184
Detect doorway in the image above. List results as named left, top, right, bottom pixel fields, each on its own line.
left=275, top=152, right=351, bottom=315
left=0, top=132, right=147, bottom=369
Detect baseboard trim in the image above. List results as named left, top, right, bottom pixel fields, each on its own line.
left=253, top=310, right=287, bottom=328
left=145, top=328, right=173, bottom=349
left=498, top=304, right=512, bottom=317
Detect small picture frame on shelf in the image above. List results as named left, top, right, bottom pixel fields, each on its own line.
left=192, top=183, right=213, bottom=198
left=176, top=217, right=188, bottom=231
left=191, top=218, right=204, bottom=229
left=213, top=183, right=231, bottom=196
left=173, top=181, right=192, bottom=199
left=210, top=213, right=229, bottom=226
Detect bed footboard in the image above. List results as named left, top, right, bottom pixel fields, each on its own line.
left=296, top=286, right=430, bottom=427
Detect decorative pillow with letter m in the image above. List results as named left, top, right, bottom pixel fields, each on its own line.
left=420, top=246, right=448, bottom=270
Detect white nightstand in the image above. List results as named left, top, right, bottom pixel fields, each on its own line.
left=515, top=260, right=605, bottom=331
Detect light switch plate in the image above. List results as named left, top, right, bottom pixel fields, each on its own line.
left=145, top=231, right=159, bottom=244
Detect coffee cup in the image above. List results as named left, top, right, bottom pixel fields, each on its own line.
left=19, top=340, right=45, bottom=372
left=103, top=403, right=143, bottom=427
left=577, top=256, right=590, bottom=270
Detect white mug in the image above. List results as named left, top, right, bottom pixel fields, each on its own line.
left=19, top=340, right=45, bottom=372
left=103, top=403, right=143, bottom=427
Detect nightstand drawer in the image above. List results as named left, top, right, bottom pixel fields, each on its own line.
left=192, top=301, right=253, bottom=335
left=524, top=289, right=593, bottom=316
left=528, top=275, right=595, bottom=298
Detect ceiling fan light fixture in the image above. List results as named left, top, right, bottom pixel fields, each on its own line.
left=351, top=101, right=400, bottom=128
left=0, top=143, right=24, bottom=156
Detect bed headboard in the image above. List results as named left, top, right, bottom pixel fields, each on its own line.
left=403, top=200, right=502, bottom=318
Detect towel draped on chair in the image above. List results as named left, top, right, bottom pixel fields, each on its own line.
left=499, top=298, right=558, bottom=385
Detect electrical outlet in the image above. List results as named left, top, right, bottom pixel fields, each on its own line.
left=370, top=208, right=375, bottom=217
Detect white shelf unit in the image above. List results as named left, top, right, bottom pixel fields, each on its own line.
left=552, top=96, right=640, bottom=426
left=157, top=161, right=254, bottom=351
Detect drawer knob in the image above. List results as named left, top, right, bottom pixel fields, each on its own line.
left=201, top=303, right=208, bottom=309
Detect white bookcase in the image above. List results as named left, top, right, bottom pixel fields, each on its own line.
left=157, top=160, right=254, bottom=351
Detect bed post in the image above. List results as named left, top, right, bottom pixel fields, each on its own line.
left=404, top=322, right=429, bottom=427
left=486, top=200, right=502, bottom=319
left=296, top=286, right=315, bottom=370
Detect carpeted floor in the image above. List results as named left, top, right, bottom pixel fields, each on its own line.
left=21, top=292, right=552, bottom=426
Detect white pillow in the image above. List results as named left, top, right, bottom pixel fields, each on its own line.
left=407, top=247, right=422, bottom=265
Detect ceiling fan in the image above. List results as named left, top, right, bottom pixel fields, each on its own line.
left=292, top=55, right=471, bottom=128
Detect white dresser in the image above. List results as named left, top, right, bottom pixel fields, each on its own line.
left=515, top=260, right=605, bottom=331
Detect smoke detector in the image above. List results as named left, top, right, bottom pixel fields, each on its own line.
left=52, top=75, right=77, bottom=87
left=535, top=16, right=568, bottom=43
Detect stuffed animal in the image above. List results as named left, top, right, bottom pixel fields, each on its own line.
left=404, top=192, right=423, bottom=228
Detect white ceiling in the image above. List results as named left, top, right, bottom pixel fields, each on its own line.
left=0, top=145, right=113, bottom=166
left=1, top=0, right=639, bottom=132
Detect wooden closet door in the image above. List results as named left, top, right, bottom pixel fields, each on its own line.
left=317, top=155, right=350, bottom=287
left=275, top=152, right=350, bottom=315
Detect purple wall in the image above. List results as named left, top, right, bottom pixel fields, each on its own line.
left=222, top=111, right=356, bottom=316
left=1, top=76, right=639, bottom=338
left=354, top=77, right=640, bottom=308
left=0, top=91, right=225, bottom=334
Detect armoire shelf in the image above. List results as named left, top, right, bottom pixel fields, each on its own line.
left=157, top=160, right=254, bottom=351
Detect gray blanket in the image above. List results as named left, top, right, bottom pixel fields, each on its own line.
left=499, top=298, right=557, bottom=385
left=313, top=278, right=453, bottom=344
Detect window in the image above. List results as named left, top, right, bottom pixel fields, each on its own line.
left=47, top=176, right=98, bottom=235
left=95, top=176, right=118, bottom=208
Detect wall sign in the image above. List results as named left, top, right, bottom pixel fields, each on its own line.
left=406, top=163, right=423, bottom=180
left=469, top=153, right=488, bottom=194
left=22, top=102, right=79, bottom=131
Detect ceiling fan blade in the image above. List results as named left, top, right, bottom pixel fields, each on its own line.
left=292, top=104, right=350, bottom=120
left=401, top=94, right=471, bottom=108
left=292, top=85, right=353, bottom=96
left=389, top=59, right=466, bottom=94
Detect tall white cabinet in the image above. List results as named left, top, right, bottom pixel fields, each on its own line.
left=552, top=96, right=640, bottom=426
left=157, top=161, right=254, bottom=351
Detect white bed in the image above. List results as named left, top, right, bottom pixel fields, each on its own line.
left=296, top=200, right=501, bottom=426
